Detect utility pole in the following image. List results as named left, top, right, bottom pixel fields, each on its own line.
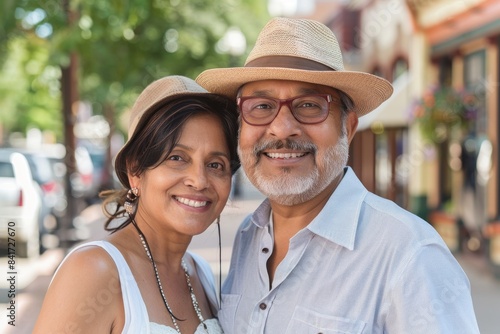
left=61, top=0, right=79, bottom=252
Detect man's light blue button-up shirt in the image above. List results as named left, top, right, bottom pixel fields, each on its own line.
left=220, top=167, right=479, bottom=334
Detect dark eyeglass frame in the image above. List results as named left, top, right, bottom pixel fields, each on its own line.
left=237, top=94, right=338, bottom=126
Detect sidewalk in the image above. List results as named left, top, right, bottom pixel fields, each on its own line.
left=456, top=252, right=500, bottom=333
left=0, top=202, right=103, bottom=333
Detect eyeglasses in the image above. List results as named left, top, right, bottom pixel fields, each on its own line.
left=237, top=94, right=338, bottom=126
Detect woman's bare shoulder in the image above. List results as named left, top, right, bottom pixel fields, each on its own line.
left=65, top=243, right=119, bottom=271
left=33, top=244, right=124, bottom=333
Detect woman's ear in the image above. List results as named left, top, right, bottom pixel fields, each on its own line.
left=128, top=174, right=141, bottom=190
left=127, top=162, right=141, bottom=189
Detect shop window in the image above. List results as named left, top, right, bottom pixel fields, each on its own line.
left=437, top=57, right=454, bottom=205
left=438, top=57, right=453, bottom=86
left=461, top=49, right=489, bottom=240
left=464, top=50, right=487, bottom=134
left=392, top=58, right=408, bottom=82
left=375, top=128, right=409, bottom=208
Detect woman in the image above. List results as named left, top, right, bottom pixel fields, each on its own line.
left=34, top=76, right=240, bottom=333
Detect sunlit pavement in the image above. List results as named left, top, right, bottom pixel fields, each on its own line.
left=1, top=179, right=500, bottom=333
left=456, top=252, right=500, bottom=334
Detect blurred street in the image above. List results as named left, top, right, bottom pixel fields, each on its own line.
left=2, top=1, right=500, bottom=332
left=1, top=179, right=500, bottom=334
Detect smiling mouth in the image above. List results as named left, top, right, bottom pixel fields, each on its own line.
left=265, top=152, right=307, bottom=159
left=174, top=196, right=208, bottom=208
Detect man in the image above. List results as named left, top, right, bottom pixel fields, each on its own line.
left=197, top=17, right=479, bottom=333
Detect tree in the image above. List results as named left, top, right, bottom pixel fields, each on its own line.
left=0, top=0, right=269, bottom=248
left=0, top=37, right=62, bottom=136
left=1, top=0, right=268, bottom=139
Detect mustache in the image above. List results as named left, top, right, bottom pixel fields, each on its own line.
left=253, top=139, right=317, bottom=156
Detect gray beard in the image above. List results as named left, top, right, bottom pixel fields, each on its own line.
left=239, top=134, right=349, bottom=206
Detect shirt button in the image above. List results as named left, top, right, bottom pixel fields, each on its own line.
left=262, top=247, right=269, bottom=253
left=259, top=303, right=267, bottom=310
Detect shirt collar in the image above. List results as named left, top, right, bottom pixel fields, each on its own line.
left=247, top=198, right=272, bottom=230
left=246, top=167, right=368, bottom=250
left=307, top=167, right=367, bottom=250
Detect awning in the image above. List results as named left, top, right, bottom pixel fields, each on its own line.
left=357, top=71, right=412, bottom=131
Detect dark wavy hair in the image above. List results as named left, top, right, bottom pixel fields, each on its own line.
left=100, top=94, right=240, bottom=232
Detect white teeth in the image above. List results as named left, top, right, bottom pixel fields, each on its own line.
left=175, top=197, right=207, bottom=208
left=266, top=152, right=306, bottom=159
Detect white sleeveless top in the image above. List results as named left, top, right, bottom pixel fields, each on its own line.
left=58, top=240, right=223, bottom=334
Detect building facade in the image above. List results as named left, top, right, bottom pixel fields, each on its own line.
left=408, top=0, right=499, bottom=271
left=292, top=0, right=500, bottom=272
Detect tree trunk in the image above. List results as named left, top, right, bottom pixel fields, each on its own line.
left=60, top=0, right=79, bottom=251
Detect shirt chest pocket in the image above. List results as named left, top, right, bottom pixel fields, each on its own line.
left=286, top=306, right=366, bottom=334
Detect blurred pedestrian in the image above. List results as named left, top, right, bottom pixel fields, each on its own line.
left=34, top=76, right=239, bottom=333
left=196, top=17, right=480, bottom=333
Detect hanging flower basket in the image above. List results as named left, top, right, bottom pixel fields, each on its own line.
left=409, top=85, right=478, bottom=144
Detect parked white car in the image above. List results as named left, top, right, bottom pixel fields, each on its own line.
left=0, top=151, right=42, bottom=258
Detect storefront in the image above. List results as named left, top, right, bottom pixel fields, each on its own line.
left=415, top=0, right=499, bottom=269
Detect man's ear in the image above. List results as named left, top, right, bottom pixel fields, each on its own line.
left=345, top=111, right=358, bottom=144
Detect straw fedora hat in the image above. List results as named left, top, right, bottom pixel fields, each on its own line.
left=196, top=17, right=393, bottom=117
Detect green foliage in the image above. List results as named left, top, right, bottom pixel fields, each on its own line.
left=0, top=37, right=61, bottom=136
left=0, top=0, right=270, bottom=140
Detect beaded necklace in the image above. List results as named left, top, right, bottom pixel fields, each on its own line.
left=131, top=219, right=207, bottom=333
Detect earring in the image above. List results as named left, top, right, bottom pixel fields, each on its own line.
left=124, top=187, right=139, bottom=215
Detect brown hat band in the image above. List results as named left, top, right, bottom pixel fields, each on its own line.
left=245, top=56, right=334, bottom=71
